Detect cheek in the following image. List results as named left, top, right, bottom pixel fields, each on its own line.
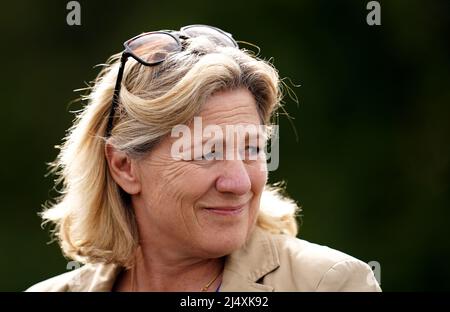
left=152, top=163, right=214, bottom=206
left=247, top=162, right=267, bottom=219
left=249, top=161, right=268, bottom=193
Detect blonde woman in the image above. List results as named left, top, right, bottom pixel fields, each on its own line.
left=27, top=25, right=380, bottom=292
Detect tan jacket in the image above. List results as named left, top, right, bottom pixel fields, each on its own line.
left=26, top=227, right=381, bottom=292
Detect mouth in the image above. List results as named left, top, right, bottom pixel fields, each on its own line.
left=204, top=204, right=246, bottom=216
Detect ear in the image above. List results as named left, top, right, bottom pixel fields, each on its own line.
left=105, top=143, right=141, bottom=195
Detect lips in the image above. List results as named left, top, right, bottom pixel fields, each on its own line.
left=204, top=204, right=246, bottom=216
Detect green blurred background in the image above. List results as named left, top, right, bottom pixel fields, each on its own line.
left=0, top=0, right=448, bottom=291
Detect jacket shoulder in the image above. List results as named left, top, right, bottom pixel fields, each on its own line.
left=268, top=233, right=381, bottom=291
left=26, top=268, right=82, bottom=292
left=25, top=262, right=120, bottom=292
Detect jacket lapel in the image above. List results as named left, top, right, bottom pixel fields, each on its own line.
left=220, top=227, right=280, bottom=292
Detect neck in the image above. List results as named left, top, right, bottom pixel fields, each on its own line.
left=125, top=244, right=224, bottom=292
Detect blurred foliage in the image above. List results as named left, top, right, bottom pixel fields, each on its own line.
left=0, top=0, right=448, bottom=291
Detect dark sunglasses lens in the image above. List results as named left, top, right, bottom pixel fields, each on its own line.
left=127, top=33, right=180, bottom=64
left=182, top=26, right=237, bottom=48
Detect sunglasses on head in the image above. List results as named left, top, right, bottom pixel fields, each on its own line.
left=105, top=24, right=239, bottom=137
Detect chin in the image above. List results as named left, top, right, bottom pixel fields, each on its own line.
left=199, top=224, right=255, bottom=258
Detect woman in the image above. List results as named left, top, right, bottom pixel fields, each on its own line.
left=27, top=25, right=380, bottom=292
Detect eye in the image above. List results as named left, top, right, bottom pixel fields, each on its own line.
left=202, top=148, right=222, bottom=160
left=202, top=151, right=216, bottom=160
left=245, top=146, right=261, bottom=159
left=248, top=146, right=260, bottom=154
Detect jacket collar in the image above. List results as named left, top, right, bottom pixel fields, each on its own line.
left=220, top=227, right=280, bottom=292
left=69, top=261, right=122, bottom=292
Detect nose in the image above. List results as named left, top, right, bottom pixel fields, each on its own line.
left=216, top=160, right=251, bottom=195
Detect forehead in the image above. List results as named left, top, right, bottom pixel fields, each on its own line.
left=199, top=88, right=261, bottom=126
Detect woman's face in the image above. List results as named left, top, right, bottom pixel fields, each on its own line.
left=132, top=88, right=268, bottom=258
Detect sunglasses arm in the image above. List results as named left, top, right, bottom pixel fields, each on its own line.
left=105, top=52, right=130, bottom=137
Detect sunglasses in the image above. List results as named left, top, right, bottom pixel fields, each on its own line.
left=105, top=24, right=239, bottom=137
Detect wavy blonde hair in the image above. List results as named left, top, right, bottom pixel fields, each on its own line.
left=42, top=35, right=299, bottom=268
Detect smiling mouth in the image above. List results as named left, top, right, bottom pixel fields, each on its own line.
left=204, top=204, right=246, bottom=216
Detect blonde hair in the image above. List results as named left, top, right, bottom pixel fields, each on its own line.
left=42, top=35, right=299, bottom=267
